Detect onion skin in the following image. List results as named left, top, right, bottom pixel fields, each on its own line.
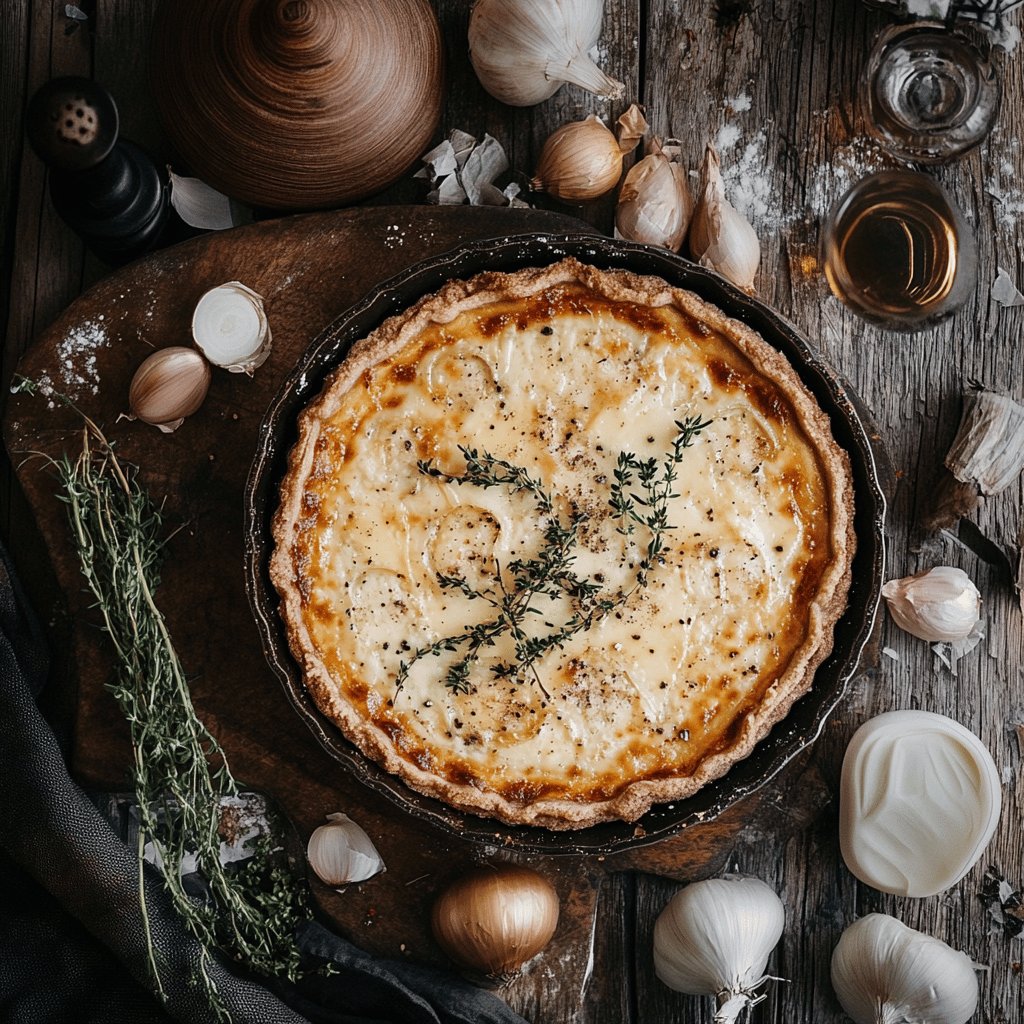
left=531, top=117, right=623, bottom=201
left=430, top=865, right=560, bottom=983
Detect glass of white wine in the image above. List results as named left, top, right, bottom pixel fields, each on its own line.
left=821, top=169, right=978, bottom=331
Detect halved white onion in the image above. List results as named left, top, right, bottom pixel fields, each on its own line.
left=191, top=281, right=272, bottom=374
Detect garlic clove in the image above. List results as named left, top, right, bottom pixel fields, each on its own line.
left=168, top=170, right=239, bottom=231
left=881, top=565, right=981, bottom=642
left=653, top=875, right=785, bottom=1024
left=615, top=138, right=693, bottom=250
left=688, top=144, right=760, bottom=293
left=128, top=346, right=211, bottom=433
left=531, top=115, right=625, bottom=202
left=306, top=812, right=385, bottom=889
left=431, top=865, right=559, bottom=985
left=468, top=0, right=624, bottom=108
left=831, top=914, right=979, bottom=1024
left=192, top=281, right=272, bottom=375
left=839, top=710, right=1001, bottom=898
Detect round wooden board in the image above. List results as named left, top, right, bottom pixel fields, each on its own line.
left=3, top=205, right=863, bottom=1017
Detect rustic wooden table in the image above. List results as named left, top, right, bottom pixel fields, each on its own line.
left=2, top=2, right=1023, bottom=1022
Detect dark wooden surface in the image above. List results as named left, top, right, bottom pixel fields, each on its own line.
left=3, top=203, right=835, bottom=1022
left=2, top=2, right=1023, bottom=1023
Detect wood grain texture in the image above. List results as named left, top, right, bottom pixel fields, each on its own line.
left=151, top=0, right=444, bottom=208
left=2, top=0, right=1024, bottom=1022
left=640, top=2, right=1024, bottom=1021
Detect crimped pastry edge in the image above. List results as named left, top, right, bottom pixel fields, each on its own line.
left=270, top=257, right=856, bottom=829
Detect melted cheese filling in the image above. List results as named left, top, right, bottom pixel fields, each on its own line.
left=291, top=286, right=832, bottom=804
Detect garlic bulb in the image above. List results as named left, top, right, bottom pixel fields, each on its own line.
left=532, top=105, right=645, bottom=202
left=306, top=813, right=385, bottom=888
left=923, top=382, right=1024, bottom=531
left=431, top=865, right=560, bottom=984
left=839, top=710, right=1001, bottom=897
left=128, top=346, right=211, bottom=433
left=191, top=281, right=272, bottom=374
left=653, top=875, right=785, bottom=1024
left=615, top=138, right=693, bottom=250
left=689, top=144, right=760, bottom=293
left=831, top=914, right=979, bottom=1024
left=469, top=0, right=625, bottom=107
left=882, top=565, right=981, bottom=642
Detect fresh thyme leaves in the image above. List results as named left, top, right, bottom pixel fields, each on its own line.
left=397, top=415, right=711, bottom=696
left=20, top=379, right=310, bottom=1022
left=609, top=415, right=712, bottom=587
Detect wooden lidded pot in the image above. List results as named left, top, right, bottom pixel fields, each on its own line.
left=151, top=0, right=444, bottom=210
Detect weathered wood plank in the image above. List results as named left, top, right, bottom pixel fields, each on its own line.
left=641, top=1, right=1024, bottom=1022
left=1, top=0, right=93, bottom=657
left=92, top=1, right=163, bottom=158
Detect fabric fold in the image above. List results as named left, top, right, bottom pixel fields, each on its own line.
left=0, top=541, right=528, bottom=1024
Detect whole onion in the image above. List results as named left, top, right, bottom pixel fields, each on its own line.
left=431, top=865, right=560, bottom=984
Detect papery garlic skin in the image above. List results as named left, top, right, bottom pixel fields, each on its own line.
left=831, top=914, right=979, bottom=1024
left=839, top=710, right=1001, bottom=897
left=689, top=144, right=760, bottom=293
left=469, top=0, right=625, bottom=107
left=945, top=385, right=1024, bottom=495
left=192, top=281, right=272, bottom=374
left=653, top=876, right=785, bottom=1024
left=532, top=107, right=644, bottom=202
left=128, top=346, right=211, bottom=433
left=882, top=565, right=981, bottom=642
left=615, top=140, right=693, bottom=250
left=306, top=812, right=385, bottom=888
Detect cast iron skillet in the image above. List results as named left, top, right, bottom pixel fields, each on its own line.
left=244, top=233, right=887, bottom=856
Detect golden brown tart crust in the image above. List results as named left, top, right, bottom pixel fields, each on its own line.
left=271, top=258, right=855, bottom=828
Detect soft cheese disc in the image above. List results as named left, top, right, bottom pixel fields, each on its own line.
left=839, top=709, right=1001, bottom=897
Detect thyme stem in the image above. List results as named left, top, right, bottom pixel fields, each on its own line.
left=397, top=416, right=710, bottom=696
left=13, top=378, right=312, bottom=1020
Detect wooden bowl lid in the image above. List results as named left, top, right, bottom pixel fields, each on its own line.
left=151, top=0, right=444, bottom=210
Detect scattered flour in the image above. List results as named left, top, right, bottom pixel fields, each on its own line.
left=805, top=135, right=884, bottom=220
left=56, top=318, right=109, bottom=397
left=709, top=97, right=882, bottom=233
left=715, top=123, right=741, bottom=153
left=984, top=133, right=1024, bottom=228
left=384, top=223, right=406, bottom=249
left=718, top=131, right=775, bottom=224
left=34, top=372, right=56, bottom=410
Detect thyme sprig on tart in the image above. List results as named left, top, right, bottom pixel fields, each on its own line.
left=396, top=415, right=712, bottom=696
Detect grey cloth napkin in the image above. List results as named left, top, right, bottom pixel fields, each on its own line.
left=0, top=542, right=528, bottom=1024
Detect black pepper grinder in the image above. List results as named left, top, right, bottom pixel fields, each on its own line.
left=26, top=76, right=171, bottom=265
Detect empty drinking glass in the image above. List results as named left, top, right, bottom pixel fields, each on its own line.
left=860, top=20, right=1000, bottom=163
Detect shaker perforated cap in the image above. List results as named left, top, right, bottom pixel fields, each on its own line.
left=26, top=76, right=119, bottom=171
